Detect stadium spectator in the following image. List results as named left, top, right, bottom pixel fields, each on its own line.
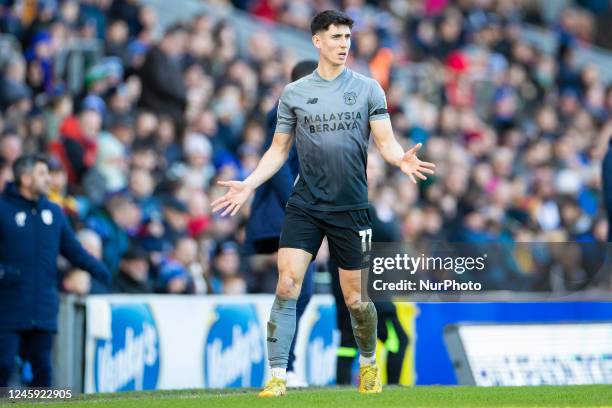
left=49, top=100, right=103, bottom=187
left=87, top=194, right=142, bottom=274
left=113, top=247, right=153, bottom=294
left=138, top=24, right=188, bottom=127
left=47, top=156, right=78, bottom=217
left=129, top=167, right=160, bottom=221
left=211, top=240, right=246, bottom=294
left=0, top=58, right=31, bottom=112
left=161, top=197, right=189, bottom=247
left=156, top=237, right=200, bottom=294
left=0, top=131, right=23, bottom=166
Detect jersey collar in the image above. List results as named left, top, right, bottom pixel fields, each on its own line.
left=312, top=67, right=348, bottom=83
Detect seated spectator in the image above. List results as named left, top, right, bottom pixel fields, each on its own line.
left=161, top=197, right=189, bottom=248
left=186, top=189, right=211, bottom=238
left=211, top=240, right=247, bottom=294
left=75, top=228, right=108, bottom=293
left=0, top=59, right=31, bottom=112
left=87, top=194, right=142, bottom=274
left=47, top=157, right=78, bottom=217
left=0, top=131, right=23, bottom=165
left=50, top=96, right=103, bottom=186
left=138, top=24, right=187, bottom=126
left=129, top=167, right=159, bottom=221
left=169, top=132, right=214, bottom=190
left=92, top=133, right=128, bottom=194
left=156, top=237, right=200, bottom=294
left=113, top=248, right=153, bottom=294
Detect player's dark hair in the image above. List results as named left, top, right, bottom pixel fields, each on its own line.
left=310, top=10, right=354, bottom=35
left=12, top=154, right=48, bottom=187
left=291, top=60, right=318, bottom=82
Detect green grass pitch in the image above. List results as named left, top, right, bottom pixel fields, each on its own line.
left=7, top=385, right=612, bottom=407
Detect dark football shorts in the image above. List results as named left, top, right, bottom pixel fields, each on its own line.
left=279, top=203, right=372, bottom=270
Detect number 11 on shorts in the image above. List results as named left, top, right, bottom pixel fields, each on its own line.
left=359, top=228, right=372, bottom=252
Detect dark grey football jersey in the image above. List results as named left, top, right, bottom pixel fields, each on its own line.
left=275, top=67, right=389, bottom=211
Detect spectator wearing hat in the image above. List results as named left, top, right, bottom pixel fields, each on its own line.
left=114, top=248, right=153, bottom=294
left=24, top=31, right=54, bottom=92
left=108, top=113, right=136, bottom=147
left=170, top=132, right=214, bottom=190
left=93, top=133, right=128, bottom=194
left=161, top=197, right=188, bottom=248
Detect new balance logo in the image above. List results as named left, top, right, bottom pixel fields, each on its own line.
left=306, top=98, right=318, bottom=104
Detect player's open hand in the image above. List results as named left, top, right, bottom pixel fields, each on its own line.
left=211, top=180, right=254, bottom=216
left=400, top=143, right=436, bottom=184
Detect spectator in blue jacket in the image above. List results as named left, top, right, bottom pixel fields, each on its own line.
left=244, top=60, right=318, bottom=387
left=0, top=154, right=110, bottom=387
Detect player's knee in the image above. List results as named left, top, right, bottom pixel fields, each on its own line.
left=276, top=275, right=300, bottom=299
left=345, top=296, right=367, bottom=313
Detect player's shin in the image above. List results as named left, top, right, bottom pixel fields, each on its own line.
left=267, top=296, right=298, bottom=380
left=348, top=300, right=378, bottom=366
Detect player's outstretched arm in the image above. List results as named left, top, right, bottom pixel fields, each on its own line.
left=370, top=118, right=436, bottom=183
left=211, top=131, right=294, bottom=216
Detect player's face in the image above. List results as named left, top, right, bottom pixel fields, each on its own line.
left=314, top=24, right=351, bottom=66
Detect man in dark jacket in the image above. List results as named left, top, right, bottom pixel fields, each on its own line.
left=244, top=60, right=318, bottom=386
left=113, top=247, right=153, bottom=294
left=138, top=24, right=187, bottom=127
left=0, top=154, right=111, bottom=387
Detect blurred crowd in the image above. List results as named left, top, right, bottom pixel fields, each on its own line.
left=1, top=0, right=611, bottom=296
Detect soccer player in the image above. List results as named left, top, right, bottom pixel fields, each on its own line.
left=212, top=10, right=435, bottom=396
left=244, top=60, right=319, bottom=387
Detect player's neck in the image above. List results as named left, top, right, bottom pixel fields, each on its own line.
left=316, top=63, right=345, bottom=81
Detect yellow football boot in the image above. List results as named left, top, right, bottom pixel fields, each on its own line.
left=258, top=377, right=287, bottom=397
left=359, top=364, right=382, bottom=394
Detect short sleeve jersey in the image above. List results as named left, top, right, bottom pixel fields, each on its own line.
left=275, top=67, right=389, bottom=211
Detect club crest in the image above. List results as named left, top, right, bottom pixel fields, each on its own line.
left=42, top=209, right=53, bottom=225
left=344, top=92, right=357, bottom=105
left=15, top=212, right=26, bottom=227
